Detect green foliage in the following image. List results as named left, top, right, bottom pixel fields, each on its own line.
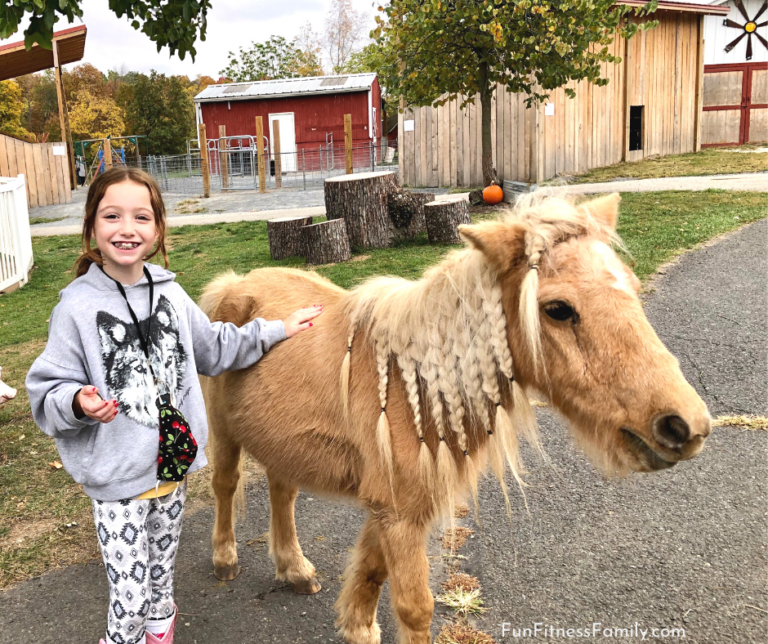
left=341, top=43, right=386, bottom=76
left=122, top=71, right=195, bottom=154
left=0, top=80, right=32, bottom=140
left=375, top=0, right=658, bottom=108
left=221, top=36, right=319, bottom=83
left=0, top=0, right=211, bottom=60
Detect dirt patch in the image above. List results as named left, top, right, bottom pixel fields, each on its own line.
left=441, top=527, right=474, bottom=550
left=436, top=622, right=497, bottom=644
left=453, top=504, right=470, bottom=518
left=441, top=573, right=481, bottom=593
left=0, top=518, right=58, bottom=550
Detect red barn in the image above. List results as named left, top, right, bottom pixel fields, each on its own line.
left=194, top=73, right=382, bottom=171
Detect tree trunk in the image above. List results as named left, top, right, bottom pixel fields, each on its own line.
left=388, top=189, right=435, bottom=240
left=302, top=219, right=351, bottom=265
left=267, top=215, right=314, bottom=260
left=324, top=171, right=400, bottom=249
left=424, top=196, right=471, bottom=244
left=479, top=63, right=495, bottom=187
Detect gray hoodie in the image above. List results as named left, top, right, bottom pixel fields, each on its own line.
left=26, top=262, right=286, bottom=501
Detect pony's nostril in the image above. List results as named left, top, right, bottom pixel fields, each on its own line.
left=653, top=414, right=691, bottom=449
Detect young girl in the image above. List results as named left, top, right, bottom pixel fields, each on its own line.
left=25, top=167, right=323, bottom=644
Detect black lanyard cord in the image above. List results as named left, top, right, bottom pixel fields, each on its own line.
left=100, top=265, right=157, bottom=383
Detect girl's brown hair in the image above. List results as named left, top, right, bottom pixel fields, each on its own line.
left=73, top=167, right=169, bottom=278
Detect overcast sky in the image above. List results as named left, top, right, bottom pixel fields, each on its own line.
left=11, top=0, right=379, bottom=78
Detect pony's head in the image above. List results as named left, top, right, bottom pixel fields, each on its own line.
left=459, top=192, right=711, bottom=474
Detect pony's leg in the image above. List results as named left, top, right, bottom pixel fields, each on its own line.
left=211, top=430, right=243, bottom=581
left=335, top=516, right=388, bottom=644
left=268, top=476, right=321, bottom=594
left=379, top=519, right=433, bottom=644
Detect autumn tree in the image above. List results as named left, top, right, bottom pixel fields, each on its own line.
left=293, top=24, right=325, bottom=77
left=122, top=72, right=195, bottom=154
left=0, top=81, right=32, bottom=139
left=0, top=0, right=211, bottom=60
left=376, top=0, right=657, bottom=186
left=324, top=0, right=369, bottom=72
left=68, top=91, right=125, bottom=140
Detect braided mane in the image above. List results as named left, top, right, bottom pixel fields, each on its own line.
left=340, top=192, right=618, bottom=511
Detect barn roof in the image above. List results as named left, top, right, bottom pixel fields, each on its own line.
left=621, top=0, right=730, bottom=13
left=0, top=25, right=87, bottom=81
left=194, top=73, right=377, bottom=103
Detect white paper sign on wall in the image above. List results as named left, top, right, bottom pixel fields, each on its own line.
left=52, top=145, right=67, bottom=156
left=403, top=119, right=415, bottom=132
left=544, top=103, right=555, bottom=116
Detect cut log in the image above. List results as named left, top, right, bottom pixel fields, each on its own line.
left=388, top=190, right=435, bottom=240
left=267, top=215, right=314, bottom=260
left=324, top=171, right=399, bottom=249
left=424, top=196, right=471, bottom=245
left=302, top=219, right=351, bottom=265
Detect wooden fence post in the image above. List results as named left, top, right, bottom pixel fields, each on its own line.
left=344, top=113, right=353, bottom=174
left=104, top=139, right=113, bottom=169
left=198, top=123, right=211, bottom=198
left=218, top=125, right=229, bottom=188
left=256, top=116, right=266, bottom=193
left=273, top=120, right=282, bottom=189
left=52, top=39, right=76, bottom=190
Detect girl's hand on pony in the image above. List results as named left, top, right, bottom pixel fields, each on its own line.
left=73, top=386, right=119, bottom=423
left=283, top=304, right=324, bottom=338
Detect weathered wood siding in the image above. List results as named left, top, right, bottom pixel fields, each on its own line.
left=399, top=12, right=704, bottom=187
left=0, top=134, right=72, bottom=208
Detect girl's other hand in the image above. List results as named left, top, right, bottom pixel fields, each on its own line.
left=283, top=305, right=324, bottom=339
left=73, top=386, right=119, bottom=423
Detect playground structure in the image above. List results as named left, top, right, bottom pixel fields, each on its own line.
left=76, top=119, right=397, bottom=197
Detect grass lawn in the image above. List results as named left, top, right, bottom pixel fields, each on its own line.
left=0, top=190, right=765, bottom=588
left=565, top=146, right=766, bottom=184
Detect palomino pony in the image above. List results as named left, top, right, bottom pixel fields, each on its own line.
left=199, top=193, right=710, bottom=644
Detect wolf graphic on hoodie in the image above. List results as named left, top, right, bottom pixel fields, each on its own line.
left=97, top=295, right=187, bottom=427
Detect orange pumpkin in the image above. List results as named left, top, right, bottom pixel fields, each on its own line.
left=482, top=184, right=503, bottom=205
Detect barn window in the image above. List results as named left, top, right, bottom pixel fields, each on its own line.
left=629, top=106, right=644, bottom=151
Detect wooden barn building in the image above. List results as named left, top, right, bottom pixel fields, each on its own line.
left=398, top=0, right=732, bottom=187
left=701, top=0, right=767, bottom=146
left=194, top=73, right=382, bottom=170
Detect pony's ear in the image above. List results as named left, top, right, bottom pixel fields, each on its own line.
left=458, top=221, right=525, bottom=272
left=581, top=193, right=620, bottom=231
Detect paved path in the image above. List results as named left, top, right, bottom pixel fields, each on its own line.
left=1, top=222, right=765, bottom=644
left=563, top=171, right=767, bottom=194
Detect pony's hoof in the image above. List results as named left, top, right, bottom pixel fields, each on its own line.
left=292, top=577, right=322, bottom=595
left=213, top=562, right=241, bottom=581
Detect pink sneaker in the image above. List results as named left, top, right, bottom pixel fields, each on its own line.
left=145, top=605, right=177, bottom=644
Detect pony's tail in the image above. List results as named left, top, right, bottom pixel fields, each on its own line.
left=340, top=330, right=354, bottom=416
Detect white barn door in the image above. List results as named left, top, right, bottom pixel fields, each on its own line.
left=269, top=113, right=297, bottom=172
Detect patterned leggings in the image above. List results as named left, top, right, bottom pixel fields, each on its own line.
left=92, top=481, right=187, bottom=644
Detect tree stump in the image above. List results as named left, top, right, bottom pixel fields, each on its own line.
left=267, top=215, right=314, bottom=260
left=324, top=171, right=399, bottom=249
left=302, top=219, right=351, bottom=265
left=388, top=190, right=435, bottom=240
left=424, top=196, right=471, bottom=244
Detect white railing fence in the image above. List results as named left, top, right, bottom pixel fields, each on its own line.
left=0, top=175, right=34, bottom=293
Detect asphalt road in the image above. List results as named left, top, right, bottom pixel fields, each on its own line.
left=1, top=221, right=765, bottom=644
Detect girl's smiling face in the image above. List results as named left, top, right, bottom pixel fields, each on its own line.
left=94, top=180, right=158, bottom=283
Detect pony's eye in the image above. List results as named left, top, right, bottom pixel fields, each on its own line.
left=543, top=301, right=576, bottom=322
